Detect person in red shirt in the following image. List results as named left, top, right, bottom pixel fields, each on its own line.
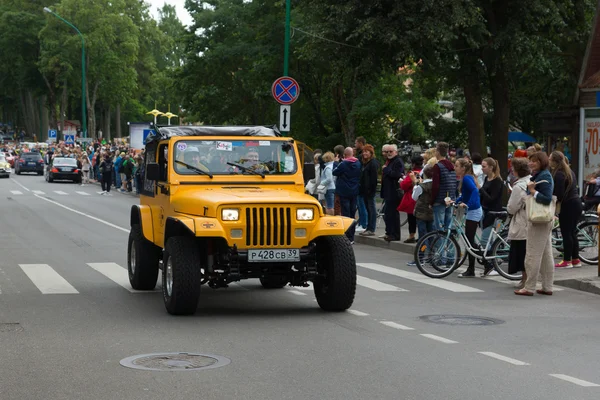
left=397, top=155, right=423, bottom=243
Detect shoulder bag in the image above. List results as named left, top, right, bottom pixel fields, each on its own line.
left=526, top=180, right=557, bottom=223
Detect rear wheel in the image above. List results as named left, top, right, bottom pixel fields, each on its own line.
left=260, top=276, right=288, bottom=289
left=313, top=236, right=356, bottom=311
left=127, top=224, right=160, bottom=290
left=162, top=236, right=202, bottom=315
left=490, top=237, right=520, bottom=280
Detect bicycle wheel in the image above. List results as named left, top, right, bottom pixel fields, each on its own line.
left=490, top=237, right=520, bottom=280
left=414, top=231, right=461, bottom=278
left=577, top=221, right=598, bottom=265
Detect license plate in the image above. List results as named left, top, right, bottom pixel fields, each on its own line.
left=28, top=162, right=35, bottom=165
left=248, top=249, right=300, bottom=262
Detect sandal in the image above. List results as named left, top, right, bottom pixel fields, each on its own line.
left=514, top=289, right=534, bottom=296
left=536, top=289, right=553, bottom=296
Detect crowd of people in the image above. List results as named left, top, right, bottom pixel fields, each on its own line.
left=0, top=139, right=145, bottom=195
left=306, top=138, right=589, bottom=297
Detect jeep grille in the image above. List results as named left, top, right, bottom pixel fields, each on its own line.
left=245, top=207, right=292, bottom=247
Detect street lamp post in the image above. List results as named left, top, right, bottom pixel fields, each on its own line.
left=43, top=7, right=87, bottom=138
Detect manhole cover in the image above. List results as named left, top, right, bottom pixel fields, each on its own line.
left=419, top=315, right=504, bottom=326
left=119, top=352, right=230, bottom=371
left=0, top=323, right=23, bottom=333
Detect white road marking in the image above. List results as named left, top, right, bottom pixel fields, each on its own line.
left=87, top=263, right=154, bottom=293
left=549, top=374, right=600, bottom=387
left=347, top=309, right=369, bottom=317
left=420, top=334, right=458, bottom=344
left=10, top=190, right=22, bottom=195
left=53, top=191, right=68, bottom=195
left=75, top=191, right=90, bottom=196
left=34, top=194, right=129, bottom=233
left=380, top=321, right=414, bottom=330
left=19, top=264, right=78, bottom=294
left=32, top=190, right=45, bottom=195
left=287, top=290, right=306, bottom=296
left=10, top=178, right=30, bottom=191
left=358, top=263, right=483, bottom=293
left=357, top=275, right=408, bottom=292
left=478, top=352, right=530, bottom=366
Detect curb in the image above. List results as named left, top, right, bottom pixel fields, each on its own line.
left=555, top=277, right=600, bottom=296
left=354, top=235, right=415, bottom=255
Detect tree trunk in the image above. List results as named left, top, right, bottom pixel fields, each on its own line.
left=115, top=103, right=121, bottom=138
left=487, top=60, right=510, bottom=175
left=105, top=105, right=111, bottom=140
left=42, top=76, right=59, bottom=130
left=463, top=80, right=486, bottom=157
left=40, top=95, right=49, bottom=140
left=85, top=80, right=100, bottom=138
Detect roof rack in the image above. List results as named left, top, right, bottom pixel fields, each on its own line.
left=145, top=125, right=282, bottom=144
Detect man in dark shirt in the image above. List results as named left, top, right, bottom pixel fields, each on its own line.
left=380, top=144, right=405, bottom=241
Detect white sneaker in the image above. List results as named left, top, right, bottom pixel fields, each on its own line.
left=355, top=226, right=366, bottom=233
left=99, top=191, right=106, bottom=195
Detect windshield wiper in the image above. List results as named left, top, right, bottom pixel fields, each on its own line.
left=175, top=160, right=213, bottom=178
left=226, top=162, right=265, bottom=178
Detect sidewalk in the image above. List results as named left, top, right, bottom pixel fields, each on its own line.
left=90, top=179, right=139, bottom=197
left=355, top=215, right=600, bottom=296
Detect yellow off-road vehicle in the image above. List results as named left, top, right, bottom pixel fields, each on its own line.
left=128, top=125, right=357, bottom=315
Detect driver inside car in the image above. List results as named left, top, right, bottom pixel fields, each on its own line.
left=241, top=149, right=269, bottom=173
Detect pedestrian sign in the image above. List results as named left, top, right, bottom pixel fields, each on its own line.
left=271, top=76, right=300, bottom=105
left=48, top=129, right=57, bottom=139
left=64, top=134, right=75, bottom=145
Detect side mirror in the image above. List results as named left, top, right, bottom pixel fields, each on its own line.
left=303, top=162, right=315, bottom=183
left=146, top=162, right=160, bottom=181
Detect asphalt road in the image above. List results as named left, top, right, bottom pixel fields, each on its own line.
left=1, top=171, right=600, bottom=400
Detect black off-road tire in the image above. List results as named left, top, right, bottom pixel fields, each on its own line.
left=127, top=224, right=160, bottom=290
left=162, top=236, right=202, bottom=315
left=313, top=236, right=356, bottom=311
left=259, top=276, right=288, bottom=289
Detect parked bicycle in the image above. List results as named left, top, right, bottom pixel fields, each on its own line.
left=413, top=204, right=517, bottom=280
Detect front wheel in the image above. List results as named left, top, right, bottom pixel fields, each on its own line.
left=577, top=221, right=598, bottom=265
left=162, top=236, right=202, bottom=315
left=414, top=231, right=461, bottom=278
left=313, top=236, right=356, bottom=311
left=127, top=224, right=161, bottom=290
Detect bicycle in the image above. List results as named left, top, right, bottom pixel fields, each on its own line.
left=413, top=204, right=517, bottom=280
left=376, top=200, right=408, bottom=230
left=551, top=214, right=598, bottom=265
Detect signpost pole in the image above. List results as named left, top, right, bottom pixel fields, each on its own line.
left=284, top=0, right=291, bottom=76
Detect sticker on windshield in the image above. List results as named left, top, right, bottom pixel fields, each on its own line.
left=259, top=141, right=270, bottom=146
left=177, top=142, right=187, bottom=151
left=216, top=141, right=233, bottom=151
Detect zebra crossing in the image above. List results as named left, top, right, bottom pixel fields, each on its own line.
left=0, top=262, right=533, bottom=296
left=8, top=189, right=95, bottom=197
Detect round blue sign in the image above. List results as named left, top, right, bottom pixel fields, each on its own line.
left=271, top=76, right=300, bottom=105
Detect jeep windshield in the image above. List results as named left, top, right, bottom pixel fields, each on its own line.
left=173, top=139, right=296, bottom=176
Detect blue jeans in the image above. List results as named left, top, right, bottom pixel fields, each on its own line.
left=339, top=195, right=357, bottom=241
left=433, top=204, right=452, bottom=232
left=417, top=219, right=434, bottom=239
left=363, top=194, right=377, bottom=232
left=325, top=189, right=335, bottom=209
left=115, top=169, right=122, bottom=188
left=357, top=196, right=368, bottom=228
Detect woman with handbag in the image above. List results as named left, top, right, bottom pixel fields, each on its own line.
left=515, top=151, right=555, bottom=296
left=397, top=155, right=424, bottom=243
left=550, top=151, right=581, bottom=268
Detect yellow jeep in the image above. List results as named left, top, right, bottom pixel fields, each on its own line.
left=127, top=125, right=357, bottom=315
